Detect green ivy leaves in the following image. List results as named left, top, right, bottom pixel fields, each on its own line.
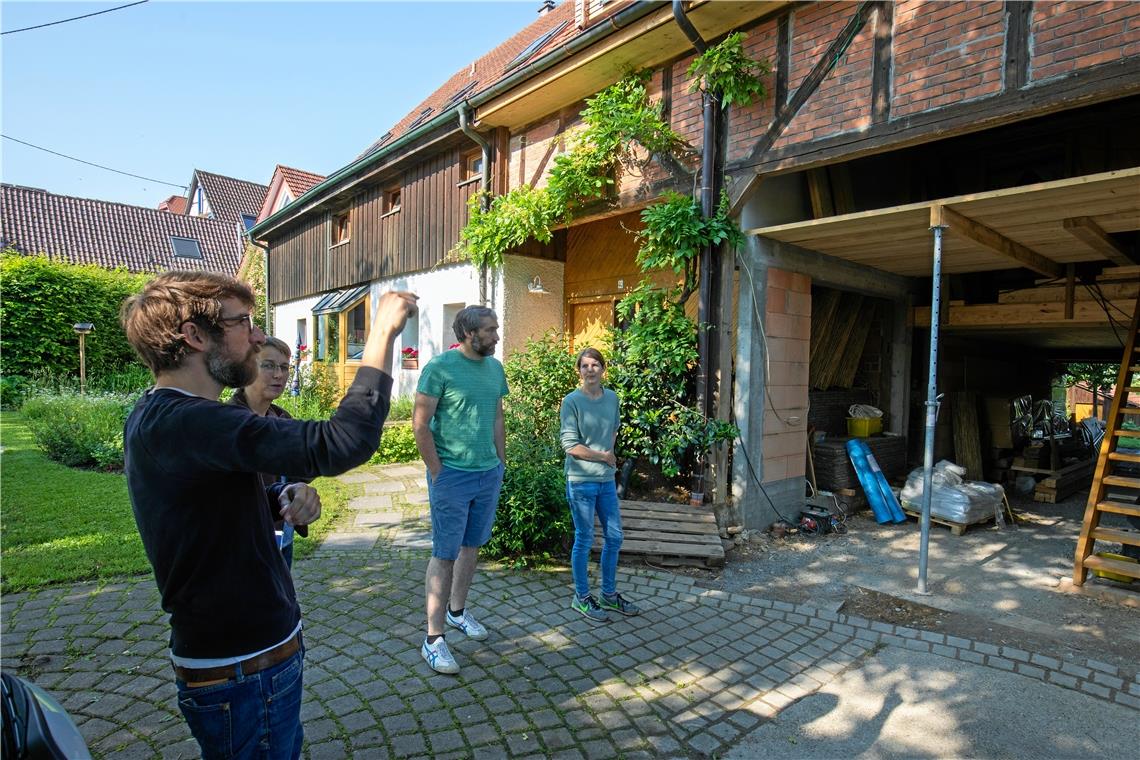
left=687, top=31, right=771, bottom=110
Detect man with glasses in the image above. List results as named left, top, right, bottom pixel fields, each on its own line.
left=121, top=271, right=416, bottom=759
left=229, top=335, right=310, bottom=568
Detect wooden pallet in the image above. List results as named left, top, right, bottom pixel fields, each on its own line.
left=594, top=499, right=724, bottom=568
left=902, top=507, right=994, bottom=536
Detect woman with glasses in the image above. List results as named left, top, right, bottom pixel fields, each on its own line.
left=229, top=335, right=311, bottom=567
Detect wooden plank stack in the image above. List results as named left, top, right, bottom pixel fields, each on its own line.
left=810, top=290, right=878, bottom=390
left=1032, top=458, right=1096, bottom=503
left=595, top=500, right=724, bottom=568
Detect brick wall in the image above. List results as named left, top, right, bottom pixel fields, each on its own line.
left=1031, top=1, right=1140, bottom=81
left=776, top=2, right=875, bottom=148
left=892, top=0, right=1005, bottom=118
left=726, top=25, right=779, bottom=163
left=762, top=268, right=811, bottom=483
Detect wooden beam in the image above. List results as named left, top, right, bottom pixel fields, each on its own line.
left=930, top=204, right=1063, bottom=278
left=746, top=1, right=877, bottom=161
left=1065, top=263, right=1075, bottom=320
left=1063, top=216, right=1137, bottom=266
left=1003, top=1, right=1032, bottom=91
left=727, top=57, right=1140, bottom=176
left=871, top=1, right=893, bottom=123
left=775, top=11, right=791, bottom=108
left=912, top=298, right=1137, bottom=328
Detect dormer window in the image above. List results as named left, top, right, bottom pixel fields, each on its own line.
left=169, top=236, right=203, bottom=259
left=241, top=214, right=256, bottom=232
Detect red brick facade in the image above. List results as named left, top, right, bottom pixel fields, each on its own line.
left=1031, top=0, right=1140, bottom=81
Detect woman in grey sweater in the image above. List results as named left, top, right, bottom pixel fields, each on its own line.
left=560, top=347, right=641, bottom=623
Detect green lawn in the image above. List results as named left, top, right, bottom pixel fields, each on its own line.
left=1, top=412, right=354, bottom=592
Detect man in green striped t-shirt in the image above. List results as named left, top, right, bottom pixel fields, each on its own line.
left=413, top=305, right=508, bottom=674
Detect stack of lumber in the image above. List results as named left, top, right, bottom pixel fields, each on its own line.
left=1032, top=459, right=1096, bottom=503
left=810, top=290, right=878, bottom=390
left=814, top=435, right=907, bottom=491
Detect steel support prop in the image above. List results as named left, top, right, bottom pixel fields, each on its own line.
left=917, top=223, right=946, bottom=595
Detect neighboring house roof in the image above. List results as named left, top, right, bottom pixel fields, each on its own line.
left=355, top=1, right=578, bottom=160
left=256, top=165, right=326, bottom=223
left=0, top=184, right=244, bottom=275
left=186, top=169, right=268, bottom=226
left=158, top=195, right=187, bottom=214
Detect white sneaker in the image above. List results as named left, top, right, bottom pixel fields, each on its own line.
left=421, top=637, right=459, bottom=674
left=446, top=609, right=489, bottom=640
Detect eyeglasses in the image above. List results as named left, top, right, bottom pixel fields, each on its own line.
left=259, top=361, right=291, bottom=374
left=217, top=313, right=255, bottom=332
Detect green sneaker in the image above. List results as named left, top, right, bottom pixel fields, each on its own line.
left=599, top=592, right=641, bottom=617
left=571, top=594, right=609, bottom=625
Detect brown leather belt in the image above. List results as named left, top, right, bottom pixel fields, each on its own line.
left=174, top=633, right=300, bottom=684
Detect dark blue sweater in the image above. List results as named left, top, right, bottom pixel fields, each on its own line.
left=124, top=367, right=392, bottom=658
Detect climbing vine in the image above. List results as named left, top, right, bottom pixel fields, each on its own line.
left=687, top=31, right=771, bottom=109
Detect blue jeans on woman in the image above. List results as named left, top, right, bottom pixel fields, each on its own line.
left=175, top=642, right=305, bottom=759
left=566, top=479, right=623, bottom=599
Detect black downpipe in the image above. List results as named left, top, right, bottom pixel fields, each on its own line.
left=674, top=0, right=722, bottom=501
left=459, top=104, right=493, bottom=305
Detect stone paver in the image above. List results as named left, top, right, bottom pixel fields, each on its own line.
left=3, top=460, right=1135, bottom=759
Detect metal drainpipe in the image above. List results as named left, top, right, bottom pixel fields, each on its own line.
left=250, top=238, right=272, bottom=334
left=674, top=0, right=720, bottom=498
left=459, top=104, right=493, bottom=306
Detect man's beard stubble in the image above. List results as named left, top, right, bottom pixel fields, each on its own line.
left=206, top=344, right=259, bottom=388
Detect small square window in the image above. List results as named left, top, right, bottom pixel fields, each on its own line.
left=384, top=187, right=401, bottom=214
left=241, top=214, right=257, bottom=232
left=331, top=211, right=350, bottom=245
left=463, top=151, right=483, bottom=181
left=169, top=236, right=203, bottom=259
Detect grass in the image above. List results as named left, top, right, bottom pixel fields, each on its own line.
left=1, top=411, right=147, bottom=593
left=1, top=412, right=358, bottom=591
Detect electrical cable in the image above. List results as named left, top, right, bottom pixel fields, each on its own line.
left=734, top=433, right=793, bottom=524
left=736, top=249, right=797, bottom=427
left=2, top=1, right=148, bottom=35
left=1, top=135, right=186, bottom=189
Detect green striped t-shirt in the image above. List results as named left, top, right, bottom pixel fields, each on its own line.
left=417, top=349, right=509, bottom=471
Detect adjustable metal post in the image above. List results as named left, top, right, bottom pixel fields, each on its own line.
left=917, top=222, right=947, bottom=595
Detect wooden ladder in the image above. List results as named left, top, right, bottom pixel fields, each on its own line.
left=1073, top=293, right=1140, bottom=586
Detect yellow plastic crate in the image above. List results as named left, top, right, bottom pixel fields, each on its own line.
left=847, top=417, right=883, bottom=437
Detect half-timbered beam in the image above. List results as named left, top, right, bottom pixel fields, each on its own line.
left=871, top=1, right=893, bottom=123
left=1003, top=1, right=1033, bottom=91
left=744, top=1, right=877, bottom=163
left=931, top=204, right=1063, bottom=278
left=1063, top=216, right=1137, bottom=266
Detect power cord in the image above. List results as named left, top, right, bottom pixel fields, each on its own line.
left=736, top=249, right=799, bottom=427
left=735, top=433, right=794, bottom=524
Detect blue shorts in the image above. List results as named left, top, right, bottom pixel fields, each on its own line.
left=426, top=463, right=504, bottom=560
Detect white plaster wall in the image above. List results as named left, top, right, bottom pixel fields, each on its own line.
left=271, top=295, right=320, bottom=354
left=501, top=255, right=565, bottom=357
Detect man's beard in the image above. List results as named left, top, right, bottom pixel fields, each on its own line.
left=470, top=335, right=495, bottom=357
left=206, top=344, right=258, bottom=388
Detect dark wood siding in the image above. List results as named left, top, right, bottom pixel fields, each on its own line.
left=268, top=147, right=481, bottom=303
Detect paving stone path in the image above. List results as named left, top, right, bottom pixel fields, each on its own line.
left=2, top=461, right=1136, bottom=758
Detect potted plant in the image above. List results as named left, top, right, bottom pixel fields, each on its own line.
left=401, top=346, right=419, bottom=369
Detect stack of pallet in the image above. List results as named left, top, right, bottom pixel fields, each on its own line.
left=1032, top=459, right=1096, bottom=503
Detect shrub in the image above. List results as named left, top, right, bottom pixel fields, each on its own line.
left=20, top=393, right=134, bottom=469
left=484, top=332, right=578, bottom=561
left=0, top=250, right=150, bottom=379
left=369, top=422, right=419, bottom=464
left=275, top=361, right=339, bottom=420
left=388, top=395, right=414, bottom=422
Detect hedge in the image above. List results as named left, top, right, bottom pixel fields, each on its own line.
left=0, top=250, right=150, bottom=380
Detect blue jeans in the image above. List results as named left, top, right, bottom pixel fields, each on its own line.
left=176, top=644, right=305, bottom=759
left=566, top=480, right=623, bottom=599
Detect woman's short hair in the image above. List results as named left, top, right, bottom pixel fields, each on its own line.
left=262, top=336, right=292, bottom=359
left=120, top=270, right=254, bottom=374
left=452, top=305, right=497, bottom=342
left=576, top=346, right=606, bottom=369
